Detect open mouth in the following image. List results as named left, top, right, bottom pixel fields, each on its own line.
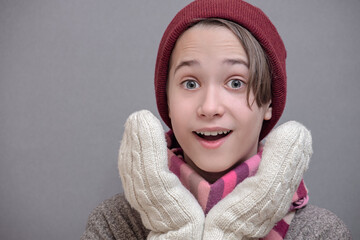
left=193, top=130, right=232, bottom=141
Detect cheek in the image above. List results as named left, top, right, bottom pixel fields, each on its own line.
left=231, top=102, right=267, bottom=130
left=168, top=89, right=196, bottom=117
left=228, top=96, right=250, bottom=117
left=167, top=86, right=176, bottom=120
left=168, top=95, right=185, bottom=126
left=169, top=100, right=192, bottom=125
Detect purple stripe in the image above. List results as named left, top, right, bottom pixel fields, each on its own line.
left=273, top=219, right=289, bottom=238
left=234, top=162, right=250, bottom=184
left=205, top=179, right=224, bottom=214
left=168, top=155, right=182, bottom=178
left=297, top=180, right=307, bottom=199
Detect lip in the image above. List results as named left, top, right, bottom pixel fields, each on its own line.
left=193, top=127, right=232, bottom=149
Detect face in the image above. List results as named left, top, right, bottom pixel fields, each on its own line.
left=167, top=25, right=272, bottom=181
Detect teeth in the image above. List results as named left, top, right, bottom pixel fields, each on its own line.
left=196, top=130, right=230, bottom=136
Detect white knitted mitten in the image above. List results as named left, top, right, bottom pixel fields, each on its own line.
left=203, top=121, right=312, bottom=240
left=118, top=110, right=205, bottom=240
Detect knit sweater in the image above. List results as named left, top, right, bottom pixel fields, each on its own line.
left=81, top=193, right=351, bottom=240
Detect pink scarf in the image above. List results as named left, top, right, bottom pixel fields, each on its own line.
left=166, top=131, right=309, bottom=239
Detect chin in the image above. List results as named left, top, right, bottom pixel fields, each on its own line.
left=202, top=165, right=230, bottom=173
left=197, top=160, right=237, bottom=173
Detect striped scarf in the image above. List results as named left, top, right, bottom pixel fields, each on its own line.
left=166, top=131, right=309, bottom=239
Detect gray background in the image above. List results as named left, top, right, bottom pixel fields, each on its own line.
left=1, top=0, right=359, bottom=239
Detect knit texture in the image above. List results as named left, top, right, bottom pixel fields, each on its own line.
left=155, top=0, right=287, bottom=140
left=166, top=131, right=309, bottom=239
left=202, top=120, right=312, bottom=239
left=118, top=110, right=313, bottom=239
left=167, top=139, right=263, bottom=214
left=81, top=195, right=352, bottom=240
left=118, top=110, right=204, bottom=239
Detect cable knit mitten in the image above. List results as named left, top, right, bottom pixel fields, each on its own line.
left=203, top=121, right=313, bottom=240
left=118, top=110, right=205, bottom=240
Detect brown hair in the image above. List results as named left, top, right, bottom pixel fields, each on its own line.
left=186, top=18, right=272, bottom=108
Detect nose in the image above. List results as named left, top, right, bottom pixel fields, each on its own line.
left=197, top=86, right=225, bottom=118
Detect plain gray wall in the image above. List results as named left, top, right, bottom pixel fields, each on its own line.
left=1, top=0, right=359, bottom=239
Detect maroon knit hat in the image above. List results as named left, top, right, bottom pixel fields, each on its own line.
left=154, top=0, right=287, bottom=140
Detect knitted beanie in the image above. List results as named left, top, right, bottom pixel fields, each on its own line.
left=154, top=0, right=287, bottom=140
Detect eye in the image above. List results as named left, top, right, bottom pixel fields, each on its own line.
left=226, top=79, right=245, bottom=89
left=182, top=80, right=200, bottom=90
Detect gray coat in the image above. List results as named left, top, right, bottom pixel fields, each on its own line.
left=81, top=194, right=351, bottom=240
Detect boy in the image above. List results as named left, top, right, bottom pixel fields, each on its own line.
left=81, top=0, right=351, bottom=239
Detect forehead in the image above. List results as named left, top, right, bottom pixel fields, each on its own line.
left=169, top=25, right=248, bottom=68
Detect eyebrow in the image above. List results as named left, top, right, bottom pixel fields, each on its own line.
left=173, top=60, right=199, bottom=74
left=223, top=58, right=249, bottom=68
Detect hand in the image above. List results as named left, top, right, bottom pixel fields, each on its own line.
left=118, top=110, right=205, bottom=239
left=203, top=121, right=312, bottom=240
